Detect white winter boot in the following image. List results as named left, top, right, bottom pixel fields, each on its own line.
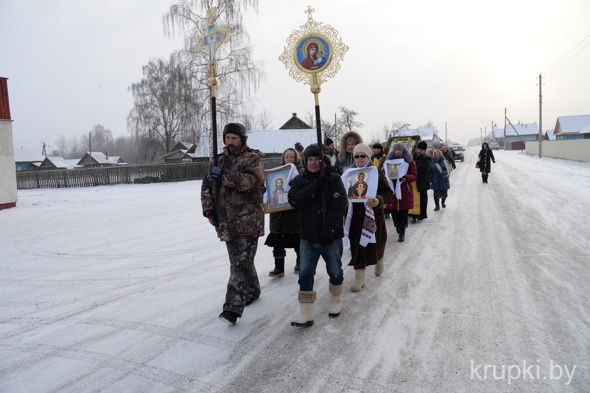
left=351, top=268, right=366, bottom=292
left=328, top=283, right=343, bottom=318
left=375, top=258, right=384, bottom=277
left=291, top=291, right=316, bottom=327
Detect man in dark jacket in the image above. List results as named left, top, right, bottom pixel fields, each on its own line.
left=201, top=123, right=265, bottom=325
left=288, top=144, right=348, bottom=327
left=410, top=140, right=431, bottom=222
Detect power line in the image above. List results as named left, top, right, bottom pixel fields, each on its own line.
left=543, top=32, right=590, bottom=78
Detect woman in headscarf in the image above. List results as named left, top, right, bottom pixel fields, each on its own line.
left=345, top=143, right=393, bottom=291
left=265, top=148, right=304, bottom=277
left=385, top=143, right=417, bottom=242
left=431, top=149, right=451, bottom=210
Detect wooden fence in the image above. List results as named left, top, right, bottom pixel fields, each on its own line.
left=16, top=158, right=283, bottom=190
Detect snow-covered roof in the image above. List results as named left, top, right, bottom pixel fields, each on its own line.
left=555, top=114, right=590, bottom=135
left=247, top=128, right=325, bottom=154
left=546, top=129, right=556, bottom=140
left=40, top=156, right=73, bottom=169
left=194, top=134, right=225, bottom=158
left=13, top=148, right=44, bottom=162
left=493, top=123, right=539, bottom=138
left=387, top=127, right=435, bottom=141
left=580, top=124, right=590, bottom=134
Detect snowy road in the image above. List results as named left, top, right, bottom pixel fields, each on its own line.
left=1, top=149, right=589, bottom=392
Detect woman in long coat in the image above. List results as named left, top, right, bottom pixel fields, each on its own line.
left=477, top=142, right=496, bottom=183
left=431, top=149, right=450, bottom=210
left=385, top=143, right=418, bottom=242
left=265, top=148, right=304, bottom=277
left=346, top=143, right=393, bottom=292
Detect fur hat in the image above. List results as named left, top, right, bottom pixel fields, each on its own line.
left=222, top=123, right=247, bottom=144
left=352, top=143, right=372, bottom=159
left=303, top=144, right=331, bottom=169
left=417, top=141, right=428, bottom=150
left=392, top=143, right=407, bottom=153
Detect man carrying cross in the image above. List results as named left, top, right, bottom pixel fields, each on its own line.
left=201, top=123, right=265, bottom=325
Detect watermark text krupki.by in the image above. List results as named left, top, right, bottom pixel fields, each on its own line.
left=471, top=360, right=577, bottom=385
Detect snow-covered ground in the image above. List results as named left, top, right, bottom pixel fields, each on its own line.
left=1, top=148, right=589, bottom=392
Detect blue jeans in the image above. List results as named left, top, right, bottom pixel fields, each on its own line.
left=298, top=239, right=344, bottom=291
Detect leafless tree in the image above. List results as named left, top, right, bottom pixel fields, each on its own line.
left=128, top=56, right=203, bottom=155
left=338, top=106, right=363, bottom=133
left=162, top=0, right=265, bottom=153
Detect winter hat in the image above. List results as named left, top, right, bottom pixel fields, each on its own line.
left=372, top=143, right=383, bottom=151
left=325, top=137, right=334, bottom=146
left=417, top=141, right=427, bottom=150
left=346, top=135, right=359, bottom=144
left=294, top=142, right=304, bottom=152
left=303, top=144, right=331, bottom=168
left=392, top=143, right=407, bottom=154
left=352, top=143, right=372, bottom=158
left=222, top=123, right=247, bottom=144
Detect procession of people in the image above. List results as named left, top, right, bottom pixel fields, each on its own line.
left=202, top=126, right=480, bottom=326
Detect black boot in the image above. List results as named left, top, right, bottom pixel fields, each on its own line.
left=269, top=257, right=285, bottom=277
left=442, top=198, right=446, bottom=208
left=483, top=174, right=488, bottom=183
left=398, top=231, right=405, bottom=242
left=434, top=198, right=440, bottom=211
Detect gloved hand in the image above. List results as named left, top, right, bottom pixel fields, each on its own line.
left=368, top=197, right=380, bottom=208
left=204, top=210, right=218, bottom=227
left=319, top=226, right=334, bottom=245
left=210, top=166, right=221, bottom=180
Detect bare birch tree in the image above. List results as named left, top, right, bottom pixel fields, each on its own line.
left=162, top=0, right=265, bottom=150
left=128, top=56, right=203, bottom=156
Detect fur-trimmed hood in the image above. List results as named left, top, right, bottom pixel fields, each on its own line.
left=337, top=130, right=364, bottom=161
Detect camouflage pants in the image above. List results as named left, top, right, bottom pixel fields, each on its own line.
left=224, top=237, right=261, bottom=316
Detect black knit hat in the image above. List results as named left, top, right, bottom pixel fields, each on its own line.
left=303, top=144, right=331, bottom=169
left=325, top=138, right=334, bottom=145
left=294, top=142, right=304, bottom=152
left=373, top=143, right=383, bottom=150
left=417, top=141, right=427, bottom=150
left=222, top=123, right=247, bottom=144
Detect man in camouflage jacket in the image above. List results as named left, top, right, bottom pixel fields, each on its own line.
left=201, top=123, right=265, bottom=325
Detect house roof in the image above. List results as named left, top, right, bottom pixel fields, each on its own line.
left=247, top=128, right=325, bottom=154
left=279, top=113, right=312, bottom=130
left=388, top=127, right=436, bottom=141
left=39, top=156, right=73, bottom=169
left=493, top=123, right=539, bottom=138
left=13, top=148, right=44, bottom=162
left=546, top=129, right=556, bottom=140
left=555, top=115, right=590, bottom=135
left=77, top=152, right=113, bottom=166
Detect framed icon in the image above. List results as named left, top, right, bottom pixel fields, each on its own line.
left=264, top=165, right=294, bottom=213
left=295, top=34, right=331, bottom=73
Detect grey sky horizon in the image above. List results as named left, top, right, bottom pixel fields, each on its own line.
left=2, top=0, right=589, bottom=152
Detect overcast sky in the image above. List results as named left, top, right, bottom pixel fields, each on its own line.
left=2, top=0, right=590, bottom=152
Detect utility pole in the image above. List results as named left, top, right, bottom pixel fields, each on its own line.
left=504, top=108, right=507, bottom=148
left=539, top=73, right=543, bottom=158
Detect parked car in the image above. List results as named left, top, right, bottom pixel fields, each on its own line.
left=451, top=145, right=464, bottom=162
left=489, top=142, right=500, bottom=150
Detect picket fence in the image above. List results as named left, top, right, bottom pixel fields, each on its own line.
left=16, top=158, right=282, bottom=190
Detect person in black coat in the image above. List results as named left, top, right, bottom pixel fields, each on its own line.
left=410, top=141, right=432, bottom=222
left=288, top=144, right=348, bottom=327
left=478, top=142, right=496, bottom=183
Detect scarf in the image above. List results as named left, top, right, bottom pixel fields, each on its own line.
left=384, top=158, right=409, bottom=200
left=341, top=166, right=378, bottom=247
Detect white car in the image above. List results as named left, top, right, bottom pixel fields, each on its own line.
left=489, top=142, right=500, bottom=150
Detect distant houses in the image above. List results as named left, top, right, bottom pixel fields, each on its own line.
left=553, top=115, right=590, bottom=140
left=247, top=113, right=320, bottom=155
